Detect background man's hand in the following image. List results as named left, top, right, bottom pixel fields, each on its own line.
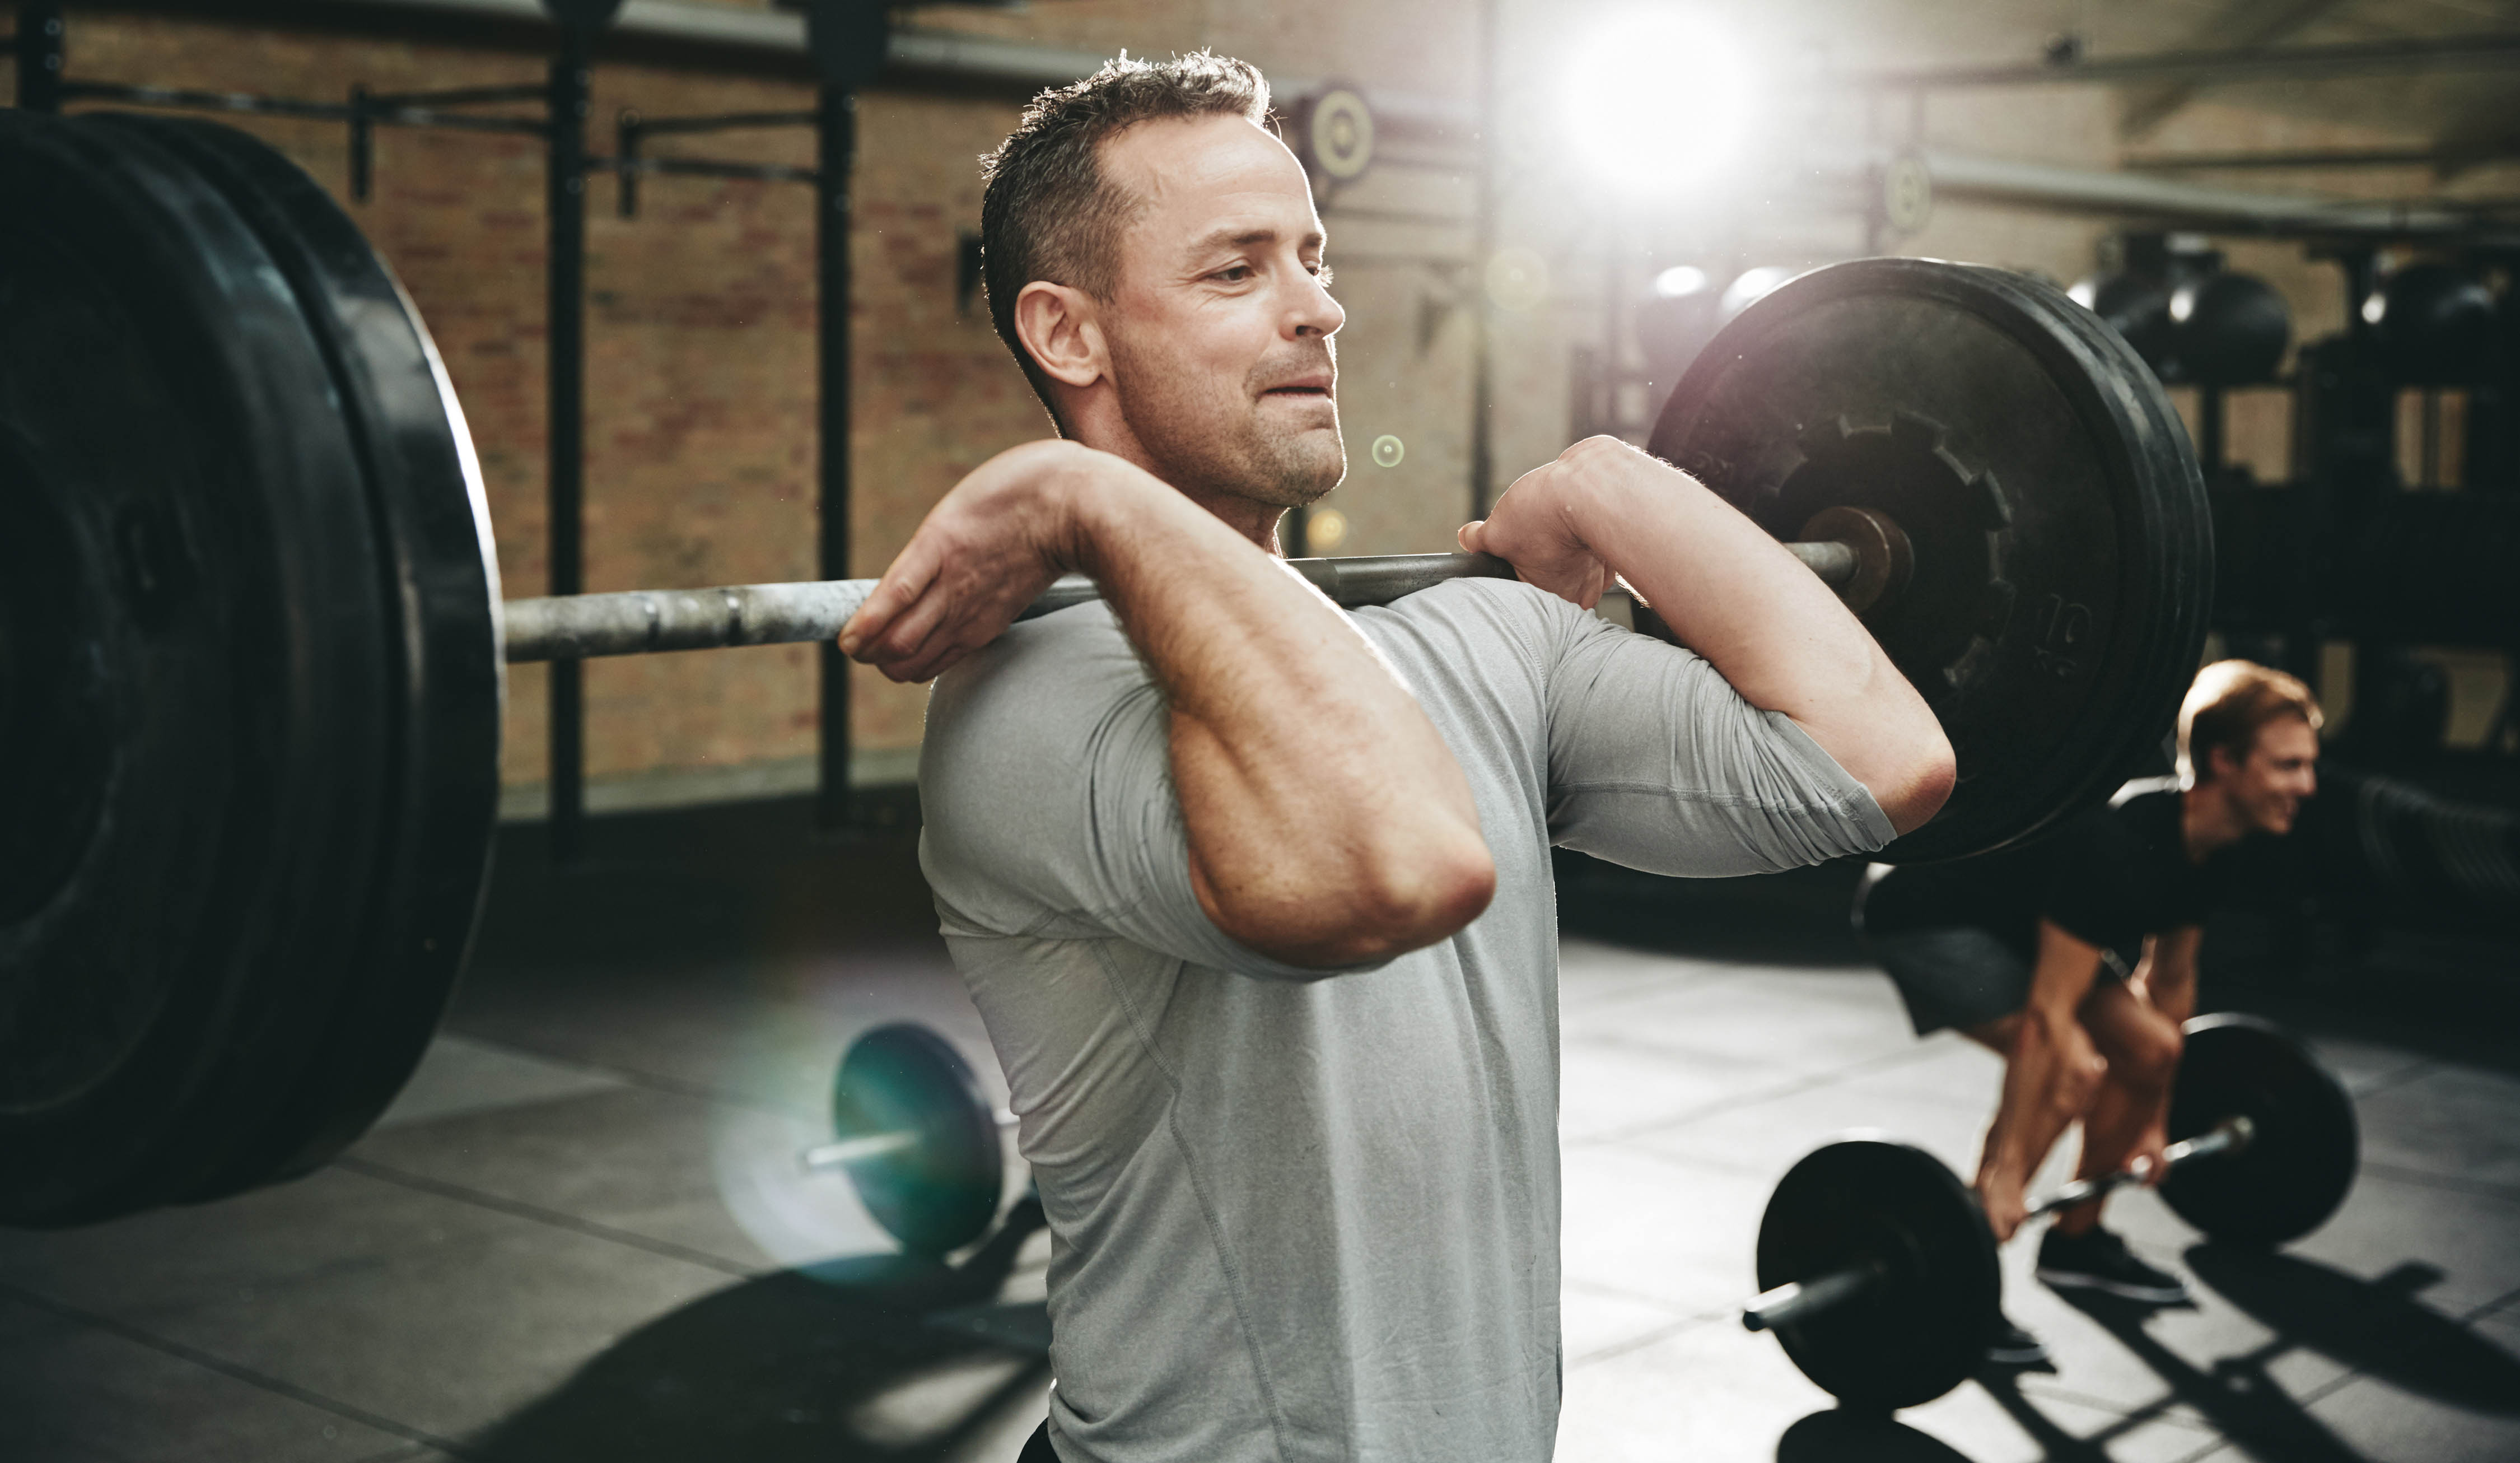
left=1977, top=1171, right=2031, bottom=1245
left=841, top=440, right=1117, bottom=683
left=2129, top=1121, right=2174, bottom=1187
left=1455, top=435, right=1655, bottom=610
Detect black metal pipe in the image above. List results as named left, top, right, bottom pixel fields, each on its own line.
left=16, top=1, right=64, bottom=113
left=1855, top=30, right=2520, bottom=90
left=592, top=153, right=818, bottom=184
left=363, top=81, right=548, bottom=108
left=816, top=82, right=856, bottom=830
left=1465, top=0, right=1500, bottom=518
left=624, top=108, right=819, bottom=136
left=55, top=78, right=547, bottom=133
left=547, top=36, right=589, bottom=862
left=349, top=82, right=372, bottom=200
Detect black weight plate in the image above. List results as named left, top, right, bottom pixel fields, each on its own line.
left=1756, top=1138, right=1998, bottom=1411
left=1649, top=259, right=2212, bottom=861
left=2161, top=1014, right=2358, bottom=1246
left=832, top=1024, right=1004, bottom=1257
left=96, top=116, right=503, bottom=1200
left=0, top=113, right=394, bottom=1223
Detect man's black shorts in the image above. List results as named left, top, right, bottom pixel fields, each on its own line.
left=1866, top=926, right=2124, bottom=1036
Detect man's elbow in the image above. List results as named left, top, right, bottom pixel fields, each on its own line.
left=1873, top=724, right=1957, bottom=837
left=1210, top=828, right=1497, bottom=972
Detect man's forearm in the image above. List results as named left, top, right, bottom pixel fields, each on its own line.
left=1075, top=472, right=1494, bottom=967
left=1982, top=1011, right=2089, bottom=1186
left=1564, top=461, right=1952, bottom=832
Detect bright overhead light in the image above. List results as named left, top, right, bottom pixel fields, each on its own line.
left=1653, top=264, right=1710, bottom=298
left=1562, top=10, right=1758, bottom=195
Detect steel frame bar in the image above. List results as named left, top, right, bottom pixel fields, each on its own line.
left=1854, top=30, right=2520, bottom=90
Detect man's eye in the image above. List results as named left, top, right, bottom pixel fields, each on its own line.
left=1214, top=265, right=1254, bottom=282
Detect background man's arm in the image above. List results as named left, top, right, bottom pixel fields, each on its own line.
left=1460, top=437, right=1953, bottom=833
left=845, top=440, right=1495, bottom=970
left=1975, top=919, right=2109, bottom=1240
left=2138, top=925, right=2202, bottom=1026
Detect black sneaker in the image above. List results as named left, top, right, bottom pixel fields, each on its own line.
left=1986, top=1313, right=2051, bottom=1367
left=2036, top=1226, right=2190, bottom=1304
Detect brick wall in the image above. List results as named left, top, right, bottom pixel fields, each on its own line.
left=15, top=1, right=2509, bottom=804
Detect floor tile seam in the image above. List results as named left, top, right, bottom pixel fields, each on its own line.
left=1554, top=962, right=1772, bottom=1014
left=435, top=1026, right=823, bottom=1122
left=1573, top=1040, right=1954, bottom=1147
left=1558, top=1275, right=1702, bottom=1314
left=2343, top=1056, right=2440, bottom=1100
left=0, top=1278, right=459, bottom=1453
left=330, top=1156, right=766, bottom=1280
left=2356, top=1159, right=2520, bottom=1204
left=1562, top=1311, right=1725, bottom=1371
left=2463, top=1282, right=2520, bottom=1323
left=2013, top=1375, right=2222, bottom=1433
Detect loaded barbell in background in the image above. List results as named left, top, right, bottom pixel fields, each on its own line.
left=1740, top=1015, right=2360, bottom=1412
left=0, top=110, right=2209, bottom=1226
left=801, top=1023, right=1020, bottom=1258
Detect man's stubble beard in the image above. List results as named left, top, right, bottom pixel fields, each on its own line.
left=1112, top=336, right=1347, bottom=510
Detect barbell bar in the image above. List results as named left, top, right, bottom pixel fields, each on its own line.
left=1739, top=1115, right=2253, bottom=1334
left=500, top=535, right=1888, bottom=664
left=0, top=110, right=2211, bottom=1227
left=1742, top=1014, right=2359, bottom=1411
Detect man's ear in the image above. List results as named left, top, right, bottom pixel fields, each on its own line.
left=1014, top=282, right=1105, bottom=391
left=2205, top=742, right=2241, bottom=784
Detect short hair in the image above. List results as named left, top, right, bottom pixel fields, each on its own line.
left=978, top=52, right=1272, bottom=426
left=2179, top=659, right=2323, bottom=782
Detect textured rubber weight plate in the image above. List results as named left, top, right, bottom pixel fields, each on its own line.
left=1650, top=259, right=2212, bottom=861
left=832, top=1024, right=1004, bottom=1257
left=92, top=115, right=505, bottom=1203
left=1756, top=1139, right=1999, bottom=1411
left=2162, top=1014, right=2358, bottom=1246
left=0, top=113, right=388, bottom=1222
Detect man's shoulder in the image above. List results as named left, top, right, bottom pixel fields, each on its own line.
left=1356, top=574, right=1595, bottom=659
left=930, top=602, right=1138, bottom=710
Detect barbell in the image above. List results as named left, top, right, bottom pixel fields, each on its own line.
left=801, top=1023, right=1019, bottom=1258
left=0, top=110, right=2210, bottom=1225
left=1742, top=1014, right=2360, bottom=1412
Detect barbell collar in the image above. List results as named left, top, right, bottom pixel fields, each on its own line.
left=2026, top=1113, right=2255, bottom=1219
left=1741, top=1262, right=1882, bottom=1333
left=501, top=541, right=1869, bottom=664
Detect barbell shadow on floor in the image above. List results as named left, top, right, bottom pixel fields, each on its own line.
left=468, top=1199, right=1052, bottom=1463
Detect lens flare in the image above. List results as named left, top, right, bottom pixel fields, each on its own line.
left=1562, top=11, right=1757, bottom=195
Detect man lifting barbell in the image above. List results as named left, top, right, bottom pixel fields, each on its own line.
left=839, top=53, right=1949, bottom=1463
left=1856, top=659, right=2323, bottom=1364
left=4, top=47, right=2209, bottom=1451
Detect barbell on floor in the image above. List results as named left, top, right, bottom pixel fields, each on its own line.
left=799, top=1023, right=1020, bottom=1258
left=1740, top=1014, right=2360, bottom=1412
left=0, top=110, right=2210, bottom=1225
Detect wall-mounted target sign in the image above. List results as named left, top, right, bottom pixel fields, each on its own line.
left=1300, top=86, right=1375, bottom=183
left=1880, top=152, right=1933, bottom=237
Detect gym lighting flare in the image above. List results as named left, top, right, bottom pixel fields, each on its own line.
left=1561, top=9, right=1757, bottom=194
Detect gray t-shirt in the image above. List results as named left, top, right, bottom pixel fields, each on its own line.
left=918, top=577, right=1893, bottom=1463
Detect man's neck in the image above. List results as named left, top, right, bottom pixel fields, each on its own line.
left=2180, top=781, right=2251, bottom=863
left=1070, top=414, right=1287, bottom=555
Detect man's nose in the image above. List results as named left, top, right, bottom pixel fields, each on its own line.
left=1289, top=270, right=1345, bottom=338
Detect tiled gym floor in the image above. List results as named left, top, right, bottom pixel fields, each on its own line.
left=4, top=803, right=2516, bottom=1462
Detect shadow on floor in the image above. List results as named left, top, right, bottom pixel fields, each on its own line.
left=1994, top=1243, right=2520, bottom=1463
left=1776, top=1409, right=1972, bottom=1461
left=2183, top=1246, right=2520, bottom=1416
left=466, top=1204, right=1047, bottom=1462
